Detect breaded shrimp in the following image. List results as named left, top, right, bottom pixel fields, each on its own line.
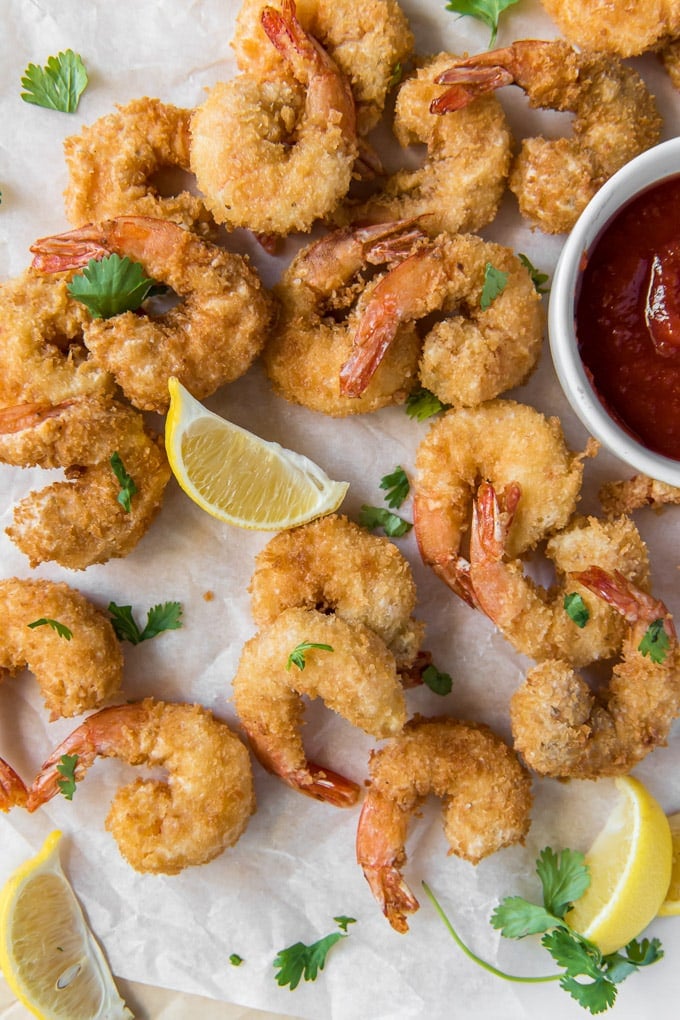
left=27, top=699, right=256, bottom=874
left=341, top=53, right=512, bottom=237
left=63, top=97, right=216, bottom=236
left=339, top=233, right=544, bottom=404
left=231, top=0, right=414, bottom=135
left=190, top=0, right=358, bottom=237
left=0, top=762, right=28, bottom=813
left=0, top=577, right=123, bottom=720
left=468, top=481, right=650, bottom=666
left=356, top=716, right=532, bottom=933
left=599, top=473, right=680, bottom=516
left=232, top=608, right=407, bottom=806
left=0, top=396, right=170, bottom=570
left=249, top=514, right=425, bottom=673
left=264, top=220, right=425, bottom=415
left=511, top=569, right=680, bottom=778
left=435, top=40, right=662, bottom=234
left=412, top=400, right=595, bottom=604
left=0, top=268, right=113, bottom=409
left=539, top=0, right=680, bottom=60
left=30, top=216, right=272, bottom=414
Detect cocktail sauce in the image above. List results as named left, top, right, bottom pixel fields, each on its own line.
left=576, top=174, right=680, bottom=461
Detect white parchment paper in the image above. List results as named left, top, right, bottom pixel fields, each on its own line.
left=1, top=2, right=680, bottom=1019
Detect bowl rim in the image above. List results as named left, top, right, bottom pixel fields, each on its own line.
left=548, top=136, right=680, bottom=487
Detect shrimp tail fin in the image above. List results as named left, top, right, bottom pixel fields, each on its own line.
left=298, top=761, right=361, bottom=806
left=0, top=759, right=28, bottom=811
left=30, top=227, right=109, bottom=273
left=430, top=67, right=514, bottom=114
left=339, top=304, right=400, bottom=396
left=363, top=865, right=420, bottom=934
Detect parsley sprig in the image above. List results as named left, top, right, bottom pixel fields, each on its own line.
left=424, top=847, right=663, bottom=1014
left=21, top=50, right=88, bottom=113
left=56, top=753, right=79, bottom=801
left=444, top=0, right=520, bottom=48
left=638, top=619, right=671, bottom=663
left=286, top=641, right=334, bottom=671
left=274, top=917, right=355, bottom=990
left=69, top=254, right=158, bottom=319
left=360, top=466, right=413, bottom=537
left=405, top=387, right=449, bottom=421
left=379, top=466, right=410, bottom=508
left=109, top=452, right=138, bottom=512
left=27, top=618, right=73, bottom=640
left=564, top=593, right=590, bottom=629
left=480, top=262, right=508, bottom=310
left=108, top=601, right=183, bottom=644
left=519, top=253, right=550, bottom=294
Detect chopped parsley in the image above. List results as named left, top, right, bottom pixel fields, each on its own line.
left=359, top=505, right=412, bottom=538
left=638, top=619, right=671, bottom=663
left=405, top=387, right=449, bottom=421
left=286, top=641, right=334, bottom=671
left=480, top=263, right=508, bottom=310
left=108, top=601, right=183, bottom=644
left=109, top=452, right=138, bottom=513
left=564, top=593, right=590, bottom=629
left=274, top=917, right=355, bottom=990
left=518, top=253, right=550, bottom=294
left=56, top=753, right=79, bottom=801
left=379, top=466, right=410, bottom=509
left=27, top=618, right=72, bottom=640
left=422, top=664, right=453, bottom=696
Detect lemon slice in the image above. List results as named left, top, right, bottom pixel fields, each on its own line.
left=567, top=776, right=672, bottom=955
left=658, top=811, right=680, bottom=916
left=0, top=831, right=132, bottom=1020
left=165, top=377, right=349, bottom=530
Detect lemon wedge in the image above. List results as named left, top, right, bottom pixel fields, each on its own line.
left=165, top=377, right=349, bottom=530
left=0, top=831, right=132, bottom=1020
left=658, top=811, right=680, bottom=916
left=567, top=776, right=672, bottom=955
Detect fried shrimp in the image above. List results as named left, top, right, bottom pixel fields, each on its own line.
left=511, top=569, right=680, bottom=778
left=412, top=400, right=595, bottom=604
left=539, top=0, right=680, bottom=61
left=342, top=53, right=512, bottom=237
left=435, top=40, right=662, bottom=234
left=0, top=578, right=123, bottom=719
left=264, top=220, right=425, bottom=415
left=27, top=699, right=255, bottom=874
left=0, top=396, right=170, bottom=570
left=0, top=762, right=28, bottom=813
left=339, top=232, right=543, bottom=404
left=63, top=98, right=216, bottom=237
left=0, top=269, right=112, bottom=409
left=190, top=0, right=358, bottom=237
left=356, top=716, right=532, bottom=933
left=231, top=0, right=414, bottom=135
left=30, top=216, right=271, bottom=414
left=249, top=514, right=425, bottom=673
left=468, top=482, right=650, bottom=667
left=599, top=473, right=680, bottom=516
left=232, top=608, right=407, bottom=806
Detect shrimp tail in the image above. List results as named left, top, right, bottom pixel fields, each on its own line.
left=30, top=226, right=113, bottom=272
left=0, top=759, right=28, bottom=811
left=339, top=300, right=402, bottom=396
left=304, top=761, right=361, bottom=807
left=573, top=567, right=677, bottom=637
left=431, top=67, right=514, bottom=113
left=356, top=792, right=419, bottom=933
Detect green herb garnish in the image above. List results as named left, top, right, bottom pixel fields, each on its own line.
left=564, top=593, right=590, bottom=629
left=27, top=618, right=72, bottom=640
left=480, top=263, right=508, bottom=310
left=56, top=753, right=79, bottom=801
left=424, top=846, right=663, bottom=1014
left=518, top=253, right=550, bottom=294
left=379, top=466, right=410, bottom=509
left=444, top=0, right=520, bottom=48
left=638, top=619, right=671, bottom=663
left=108, top=601, right=183, bottom=644
left=21, top=50, right=88, bottom=112
left=405, top=387, right=449, bottom=421
left=229, top=954, right=244, bottom=967
left=359, top=505, right=412, bottom=538
left=273, top=917, right=355, bottom=990
left=109, top=452, right=138, bottom=513
left=422, top=664, right=453, bottom=696
left=286, top=641, right=334, bottom=671
left=68, top=254, right=158, bottom=319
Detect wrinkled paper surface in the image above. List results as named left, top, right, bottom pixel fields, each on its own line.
left=1, top=2, right=680, bottom=1018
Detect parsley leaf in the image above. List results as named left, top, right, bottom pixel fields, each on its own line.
left=536, top=847, right=590, bottom=919
left=379, top=466, right=410, bottom=508
left=27, top=618, right=73, bottom=640
left=638, top=618, right=670, bottom=663
left=68, top=254, right=158, bottom=319
left=564, top=593, right=590, bottom=629
left=273, top=918, right=355, bottom=990
left=108, top=601, right=183, bottom=644
left=422, top=664, right=453, bottom=696
left=21, top=50, right=88, bottom=113
left=518, top=253, right=550, bottom=294
left=229, top=953, right=244, bottom=967
left=56, top=753, right=79, bottom=800
left=445, top=0, right=520, bottom=47
left=480, top=263, right=508, bottom=310
left=109, top=452, right=138, bottom=512
left=359, top=505, right=412, bottom=537
left=286, top=641, right=334, bottom=671
left=491, top=897, right=561, bottom=938
left=405, top=387, right=449, bottom=421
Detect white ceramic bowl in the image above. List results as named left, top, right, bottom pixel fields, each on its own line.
left=549, top=136, right=680, bottom=486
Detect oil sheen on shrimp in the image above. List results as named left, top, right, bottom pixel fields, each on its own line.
left=0, top=268, right=113, bottom=409
left=232, top=608, right=407, bottom=806
left=356, top=716, right=532, bottom=933
left=468, top=481, right=651, bottom=667
left=191, top=0, right=358, bottom=236
left=412, top=400, right=595, bottom=605
left=30, top=216, right=272, bottom=414
left=339, top=232, right=544, bottom=405
left=249, top=514, right=425, bottom=673
left=264, top=220, right=424, bottom=415
left=0, top=396, right=170, bottom=570
left=434, top=40, right=662, bottom=234
left=231, top=0, right=414, bottom=135
left=511, top=569, right=680, bottom=778
left=27, top=699, right=256, bottom=874
left=63, top=97, right=216, bottom=236
left=341, top=53, right=512, bottom=237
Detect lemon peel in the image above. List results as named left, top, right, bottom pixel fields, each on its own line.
left=658, top=811, right=680, bottom=917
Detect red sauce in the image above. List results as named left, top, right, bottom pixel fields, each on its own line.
left=575, top=174, right=680, bottom=461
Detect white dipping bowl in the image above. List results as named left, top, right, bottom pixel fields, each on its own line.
left=549, top=137, right=680, bottom=486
